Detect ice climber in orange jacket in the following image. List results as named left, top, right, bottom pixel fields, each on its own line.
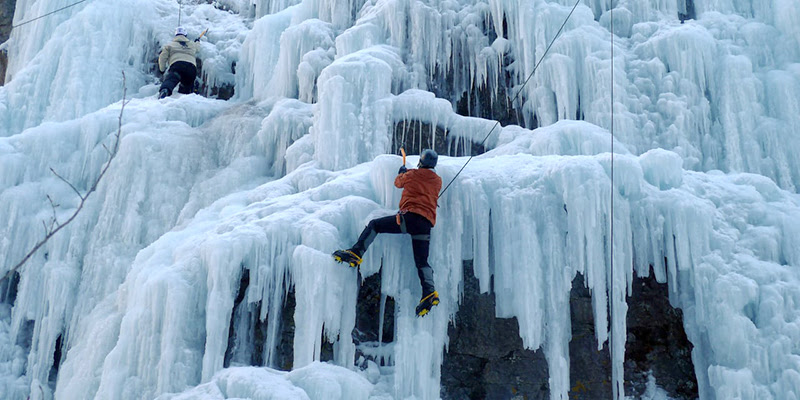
left=333, top=149, right=442, bottom=317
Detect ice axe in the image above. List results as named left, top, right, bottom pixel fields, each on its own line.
left=397, top=147, right=408, bottom=225
left=195, top=28, right=208, bottom=42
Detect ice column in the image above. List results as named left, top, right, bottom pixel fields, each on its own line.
left=312, top=48, right=401, bottom=171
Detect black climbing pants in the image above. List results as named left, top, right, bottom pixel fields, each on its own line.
left=353, top=212, right=435, bottom=297
left=160, top=61, right=197, bottom=95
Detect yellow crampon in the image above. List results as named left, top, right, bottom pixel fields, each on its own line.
left=332, top=250, right=362, bottom=268
left=416, top=291, right=440, bottom=317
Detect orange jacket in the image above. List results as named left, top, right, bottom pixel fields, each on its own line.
left=394, top=168, right=442, bottom=226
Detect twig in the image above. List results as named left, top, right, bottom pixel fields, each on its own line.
left=2, top=72, right=128, bottom=282
left=46, top=194, right=59, bottom=232
left=25, top=382, right=45, bottom=400
left=50, top=167, right=82, bottom=199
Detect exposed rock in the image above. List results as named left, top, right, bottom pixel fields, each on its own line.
left=441, top=261, right=549, bottom=400
left=195, top=58, right=235, bottom=100
left=679, top=0, right=696, bottom=22
left=0, top=270, right=20, bottom=305
left=0, top=52, right=6, bottom=86
left=223, top=267, right=296, bottom=370
left=454, top=76, right=521, bottom=128
left=437, top=261, right=698, bottom=399
left=569, top=274, right=613, bottom=399
left=275, top=288, right=297, bottom=370
left=392, top=120, right=485, bottom=159
left=624, top=271, right=698, bottom=398
left=0, top=0, right=16, bottom=85
left=353, top=272, right=395, bottom=346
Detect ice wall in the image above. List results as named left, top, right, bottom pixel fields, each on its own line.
left=484, top=0, right=800, bottom=191
left=37, top=122, right=800, bottom=400
left=2, top=0, right=800, bottom=400
left=3, top=0, right=160, bottom=134
left=0, top=95, right=248, bottom=397
left=237, top=0, right=800, bottom=184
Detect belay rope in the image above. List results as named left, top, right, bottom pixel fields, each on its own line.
left=12, top=0, right=185, bottom=29
left=437, top=0, right=583, bottom=198
left=11, top=0, right=91, bottom=29
left=609, top=1, right=618, bottom=399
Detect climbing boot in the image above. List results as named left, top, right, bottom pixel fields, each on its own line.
left=415, top=291, right=439, bottom=317
left=158, top=88, right=170, bottom=99
left=332, top=249, right=362, bottom=268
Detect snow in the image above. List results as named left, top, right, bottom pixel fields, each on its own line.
left=154, top=363, right=372, bottom=400
left=1, top=0, right=800, bottom=400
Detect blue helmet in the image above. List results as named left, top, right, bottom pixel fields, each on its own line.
left=418, top=149, right=438, bottom=168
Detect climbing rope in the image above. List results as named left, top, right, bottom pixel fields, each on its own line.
left=438, top=0, right=583, bottom=198
left=610, top=2, right=618, bottom=399
left=11, top=0, right=91, bottom=29
left=12, top=0, right=184, bottom=29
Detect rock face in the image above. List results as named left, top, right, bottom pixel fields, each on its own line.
left=220, top=256, right=697, bottom=399
left=343, top=259, right=698, bottom=398
left=438, top=261, right=698, bottom=399
left=392, top=121, right=486, bottom=160
left=624, top=272, right=698, bottom=398
left=441, top=261, right=549, bottom=400
left=0, top=0, right=15, bottom=85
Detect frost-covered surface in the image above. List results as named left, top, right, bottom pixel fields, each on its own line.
left=154, top=363, right=373, bottom=400
left=0, top=304, right=27, bottom=399
left=1, top=0, right=800, bottom=400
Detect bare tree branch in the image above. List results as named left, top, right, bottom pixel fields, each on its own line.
left=46, top=194, right=59, bottom=233
left=50, top=167, right=83, bottom=199
left=2, top=72, right=128, bottom=282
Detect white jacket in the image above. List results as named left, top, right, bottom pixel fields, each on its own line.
left=158, top=35, right=197, bottom=72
